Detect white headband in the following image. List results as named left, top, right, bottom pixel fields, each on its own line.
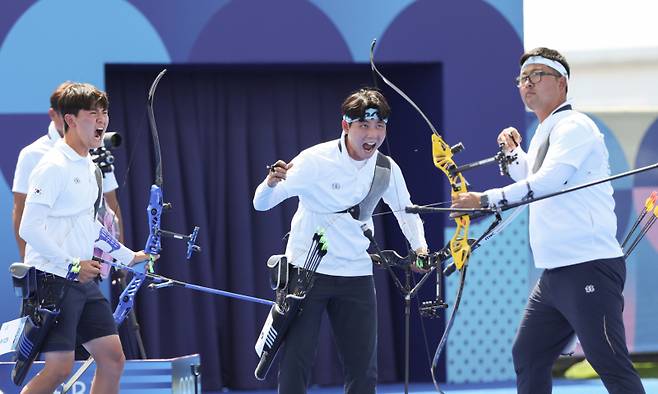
left=521, top=55, right=568, bottom=78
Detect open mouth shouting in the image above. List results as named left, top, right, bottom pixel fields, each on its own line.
left=363, top=142, right=377, bottom=153
left=92, top=128, right=106, bottom=147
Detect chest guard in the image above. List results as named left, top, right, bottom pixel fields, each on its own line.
left=337, top=151, right=391, bottom=221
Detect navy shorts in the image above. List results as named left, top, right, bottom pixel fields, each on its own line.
left=39, top=274, right=118, bottom=353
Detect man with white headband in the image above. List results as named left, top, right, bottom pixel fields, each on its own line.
left=253, top=87, right=428, bottom=393
left=453, top=47, right=644, bottom=393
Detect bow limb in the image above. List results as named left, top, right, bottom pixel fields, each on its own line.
left=369, top=40, right=441, bottom=137
left=147, top=69, right=166, bottom=187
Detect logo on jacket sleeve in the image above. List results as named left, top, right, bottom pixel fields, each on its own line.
left=585, top=284, right=596, bottom=293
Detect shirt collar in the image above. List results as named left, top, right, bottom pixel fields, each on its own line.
left=550, top=100, right=572, bottom=116
left=538, top=100, right=573, bottom=132
left=47, top=121, right=62, bottom=141
left=55, top=139, right=87, bottom=162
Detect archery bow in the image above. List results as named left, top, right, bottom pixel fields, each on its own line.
left=62, top=69, right=201, bottom=393
left=115, top=68, right=200, bottom=328
left=369, top=39, right=472, bottom=272
left=369, top=39, right=507, bottom=393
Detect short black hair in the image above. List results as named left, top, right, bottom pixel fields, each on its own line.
left=341, top=87, right=391, bottom=121
left=59, top=83, right=108, bottom=132
left=520, top=47, right=570, bottom=77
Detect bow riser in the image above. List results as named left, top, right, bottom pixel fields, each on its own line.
left=145, top=185, right=164, bottom=255
left=431, top=134, right=471, bottom=269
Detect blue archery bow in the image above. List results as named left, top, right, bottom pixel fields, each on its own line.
left=112, top=68, right=201, bottom=323
left=61, top=69, right=201, bottom=393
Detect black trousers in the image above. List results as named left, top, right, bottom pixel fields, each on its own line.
left=278, top=271, right=377, bottom=394
left=512, top=257, right=644, bottom=394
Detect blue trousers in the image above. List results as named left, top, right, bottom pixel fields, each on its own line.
left=278, top=271, right=377, bottom=394
left=512, top=257, right=644, bottom=394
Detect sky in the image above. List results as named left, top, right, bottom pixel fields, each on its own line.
left=524, top=0, right=658, bottom=52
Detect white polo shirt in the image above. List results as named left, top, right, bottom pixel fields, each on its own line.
left=20, top=139, right=133, bottom=278
left=12, top=121, right=119, bottom=194
left=253, top=132, right=427, bottom=276
left=485, top=103, right=622, bottom=268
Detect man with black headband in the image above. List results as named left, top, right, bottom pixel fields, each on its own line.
left=453, top=48, right=644, bottom=393
left=254, top=88, right=428, bottom=393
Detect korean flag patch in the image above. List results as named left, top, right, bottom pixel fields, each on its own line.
left=30, top=186, right=47, bottom=202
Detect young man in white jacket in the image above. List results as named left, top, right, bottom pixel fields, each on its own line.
left=254, top=88, right=428, bottom=394
left=19, top=83, right=152, bottom=394
left=13, top=81, right=124, bottom=260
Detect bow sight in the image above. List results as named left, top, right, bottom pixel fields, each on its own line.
left=450, top=143, right=519, bottom=177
